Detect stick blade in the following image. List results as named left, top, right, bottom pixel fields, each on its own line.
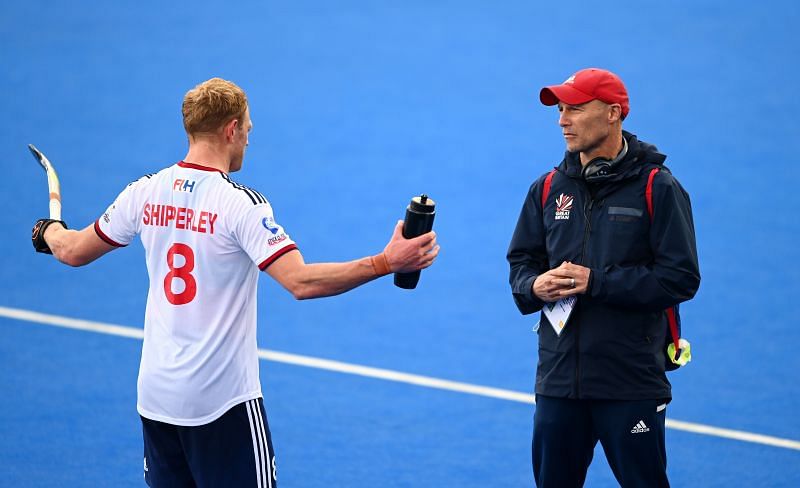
left=28, top=144, right=48, bottom=170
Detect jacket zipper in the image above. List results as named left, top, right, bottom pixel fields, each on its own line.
left=580, top=198, right=594, bottom=263
left=576, top=196, right=594, bottom=399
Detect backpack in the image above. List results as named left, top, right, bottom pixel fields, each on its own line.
left=541, top=168, right=691, bottom=370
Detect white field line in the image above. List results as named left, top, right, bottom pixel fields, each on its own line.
left=2, top=305, right=799, bottom=452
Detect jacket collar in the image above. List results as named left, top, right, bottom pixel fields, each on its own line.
left=558, top=131, right=667, bottom=183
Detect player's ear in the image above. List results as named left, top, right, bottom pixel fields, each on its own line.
left=223, top=117, right=239, bottom=141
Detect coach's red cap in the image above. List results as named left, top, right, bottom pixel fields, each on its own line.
left=540, top=68, right=629, bottom=117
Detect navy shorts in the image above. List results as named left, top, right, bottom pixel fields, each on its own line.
left=142, top=398, right=277, bottom=488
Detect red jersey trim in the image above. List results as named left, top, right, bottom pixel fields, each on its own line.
left=94, top=220, right=127, bottom=247
left=258, top=244, right=298, bottom=270
left=177, top=161, right=224, bottom=173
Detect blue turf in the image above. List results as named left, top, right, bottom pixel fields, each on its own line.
left=2, top=0, right=799, bottom=486
left=0, top=319, right=143, bottom=486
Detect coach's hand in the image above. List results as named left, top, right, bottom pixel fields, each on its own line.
left=533, top=261, right=591, bottom=302
left=383, top=220, right=440, bottom=273
left=32, top=218, right=67, bottom=254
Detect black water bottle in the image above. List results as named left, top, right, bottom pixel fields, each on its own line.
left=394, top=194, right=436, bottom=289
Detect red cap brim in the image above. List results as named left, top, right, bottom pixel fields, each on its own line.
left=540, top=84, right=595, bottom=106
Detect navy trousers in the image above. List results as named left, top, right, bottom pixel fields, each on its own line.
left=142, top=398, right=277, bottom=488
left=532, top=395, right=669, bottom=488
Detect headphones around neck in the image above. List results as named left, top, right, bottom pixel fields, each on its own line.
left=581, top=137, right=629, bottom=182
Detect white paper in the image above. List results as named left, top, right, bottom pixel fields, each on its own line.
left=542, top=296, right=576, bottom=336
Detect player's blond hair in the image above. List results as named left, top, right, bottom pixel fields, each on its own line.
left=182, top=78, right=248, bottom=135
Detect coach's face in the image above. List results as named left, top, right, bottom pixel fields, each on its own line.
left=558, top=99, right=616, bottom=157
left=230, top=107, right=252, bottom=173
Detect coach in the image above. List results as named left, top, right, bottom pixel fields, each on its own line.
left=507, top=68, right=700, bottom=487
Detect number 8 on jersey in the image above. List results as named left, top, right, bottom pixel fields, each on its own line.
left=164, top=243, right=197, bottom=305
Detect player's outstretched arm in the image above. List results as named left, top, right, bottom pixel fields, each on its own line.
left=32, top=221, right=117, bottom=267
left=266, top=221, right=439, bottom=300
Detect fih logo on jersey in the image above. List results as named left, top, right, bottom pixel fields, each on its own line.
left=262, top=217, right=280, bottom=234
left=173, top=179, right=196, bottom=192
left=555, top=193, right=573, bottom=220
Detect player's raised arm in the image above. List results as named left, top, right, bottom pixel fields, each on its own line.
left=28, top=145, right=121, bottom=266
left=265, top=220, right=439, bottom=300
left=32, top=221, right=117, bottom=267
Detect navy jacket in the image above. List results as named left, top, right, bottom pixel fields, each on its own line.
left=507, top=131, right=700, bottom=401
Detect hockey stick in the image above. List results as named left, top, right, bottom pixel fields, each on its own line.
left=28, top=144, right=62, bottom=221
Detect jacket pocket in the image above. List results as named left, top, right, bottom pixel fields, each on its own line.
left=608, top=206, right=643, bottom=222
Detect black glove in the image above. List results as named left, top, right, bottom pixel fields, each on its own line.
left=32, top=218, right=68, bottom=254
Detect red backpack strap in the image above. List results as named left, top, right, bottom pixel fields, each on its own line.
left=665, top=305, right=681, bottom=360
left=645, top=168, right=660, bottom=220
left=647, top=168, right=682, bottom=359
left=541, top=169, right=557, bottom=208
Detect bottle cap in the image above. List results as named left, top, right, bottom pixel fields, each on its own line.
left=410, top=194, right=435, bottom=213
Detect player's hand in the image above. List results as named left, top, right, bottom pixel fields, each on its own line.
left=383, top=220, right=440, bottom=273
left=32, top=218, right=67, bottom=254
left=533, top=261, right=591, bottom=301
